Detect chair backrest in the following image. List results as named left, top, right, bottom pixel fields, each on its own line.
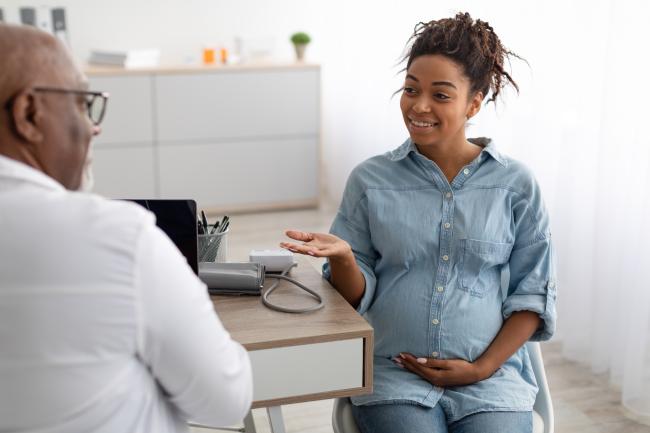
left=332, top=395, right=360, bottom=433
left=526, top=341, right=554, bottom=433
left=333, top=342, right=554, bottom=433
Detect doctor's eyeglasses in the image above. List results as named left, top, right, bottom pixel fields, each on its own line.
left=33, top=87, right=110, bottom=126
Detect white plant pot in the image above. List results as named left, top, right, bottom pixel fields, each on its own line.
left=294, top=43, right=307, bottom=61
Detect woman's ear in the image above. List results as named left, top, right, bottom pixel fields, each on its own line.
left=466, top=91, right=483, bottom=120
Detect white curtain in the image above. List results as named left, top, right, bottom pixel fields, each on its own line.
left=546, top=1, right=650, bottom=420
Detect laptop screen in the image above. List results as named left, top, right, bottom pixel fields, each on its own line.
left=126, top=199, right=198, bottom=275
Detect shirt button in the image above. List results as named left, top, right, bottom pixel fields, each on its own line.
left=432, top=319, right=439, bottom=325
left=431, top=352, right=439, bottom=357
left=445, top=192, right=452, bottom=198
left=437, top=286, right=444, bottom=292
left=463, top=168, right=470, bottom=175
left=444, top=222, right=451, bottom=229
left=442, top=255, right=449, bottom=261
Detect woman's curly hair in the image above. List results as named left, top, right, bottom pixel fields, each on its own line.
left=402, top=12, right=524, bottom=105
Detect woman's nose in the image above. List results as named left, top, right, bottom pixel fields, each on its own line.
left=413, top=97, right=431, bottom=113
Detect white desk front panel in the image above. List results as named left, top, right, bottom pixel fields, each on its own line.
left=249, top=338, right=363, bottom=402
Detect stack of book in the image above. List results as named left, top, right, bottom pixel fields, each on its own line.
left=88, top=49, right=160, bottom=68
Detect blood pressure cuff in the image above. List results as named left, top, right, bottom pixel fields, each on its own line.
left=199, top=262, right=265, bottom=295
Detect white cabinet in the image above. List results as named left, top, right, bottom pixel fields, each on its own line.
left=158, top=137, right=318, bottom=207
left=88, top=65, right=320, bottom=212
left=91, top=75, right=154, bottom=146
left=155, top=69, right=319, bottom=142
left=92, top=146, right=156, bottom=198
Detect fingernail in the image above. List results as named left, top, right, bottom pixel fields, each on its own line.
left=399, top=353, right=405, bottom=359
left=307, top=251, right=315, bottom=256
left=417, top=358, right=427, bottom=364
left=392, top=357, right=402, bottom=364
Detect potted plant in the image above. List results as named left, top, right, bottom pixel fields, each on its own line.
left=290, top=32, right=311, bottom=62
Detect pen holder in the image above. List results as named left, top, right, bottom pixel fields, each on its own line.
left=198, top=228, right=229, bottom=263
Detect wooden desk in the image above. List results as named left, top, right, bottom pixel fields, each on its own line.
left=209, top=259, right=373, bottom=432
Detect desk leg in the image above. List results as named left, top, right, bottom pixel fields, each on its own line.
left=243, top=411, right=257, bottom=433
left=266, top=406, right=286, bottom=433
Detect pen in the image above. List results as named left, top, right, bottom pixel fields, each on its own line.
left=210, top=220, right=229, bottom=260
left=201, top=211, right=208, bottom=234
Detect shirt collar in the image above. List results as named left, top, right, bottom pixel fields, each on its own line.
left=0, top=153, right=65, bottom=192
left=388, top=137, right=508, bottom=167
left=469, top=137, right=508, bottom=167
left=387, top=138, right=417, bottom=161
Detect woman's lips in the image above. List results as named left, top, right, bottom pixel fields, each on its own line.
left=408, top=118, right=439, bottom=132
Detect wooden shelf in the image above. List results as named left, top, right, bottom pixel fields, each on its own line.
left=85, top=62, right=319, bottom=76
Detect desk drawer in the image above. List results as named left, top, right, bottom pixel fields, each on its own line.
left=249, top=338, right=363, bottom=405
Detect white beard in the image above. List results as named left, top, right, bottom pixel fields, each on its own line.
left=78, top=148, right=95, bottom=193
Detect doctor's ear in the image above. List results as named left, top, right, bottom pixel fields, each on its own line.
left=9, top=90, right=45, bottom=144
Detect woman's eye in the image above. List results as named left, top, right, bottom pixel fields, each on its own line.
left=434, top=93, right=450, bottom=100
left=403, top=87, right=417, bottom=94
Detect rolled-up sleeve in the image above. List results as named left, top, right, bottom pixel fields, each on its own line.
left=322, top=168, right=378, bottom=315
left=503, top=179, right=557, bottom=341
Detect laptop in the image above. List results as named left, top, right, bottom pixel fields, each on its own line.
left=126, top=199, right=199, bottom=275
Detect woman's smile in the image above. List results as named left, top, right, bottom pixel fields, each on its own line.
left=407, top=115, right=440, bottom=133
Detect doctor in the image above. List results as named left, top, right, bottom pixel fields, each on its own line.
left=0, top=24, right=252, bottom=433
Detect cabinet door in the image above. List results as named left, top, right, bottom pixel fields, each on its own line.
left=92, top=146, right=156, bottom=199
left=157, top=137, right=318, bottom=209
left=89, top=75, right=154, bottom=146
left=155, top=69, right=320, bottom=142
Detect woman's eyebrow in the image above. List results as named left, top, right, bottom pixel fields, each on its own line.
left=405, top=75, right=457, bottom=89
left=431, top=81, right=457, bottom=89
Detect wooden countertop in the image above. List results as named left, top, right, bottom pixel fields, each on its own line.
left=210, top=258, right=372, bottom=351
left=85, top=62, right=320, bottom=77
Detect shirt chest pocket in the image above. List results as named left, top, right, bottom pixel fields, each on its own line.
left=458, top=239, right=513, bottom=298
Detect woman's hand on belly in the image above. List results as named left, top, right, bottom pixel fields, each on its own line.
left=395, top=352, right=487, bottom=387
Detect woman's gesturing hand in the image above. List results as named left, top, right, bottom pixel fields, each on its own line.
left=394, top=353, right=488, bottom=387
left=281, top=230, right=366, bottom=307
left=280, top=230, right=352, bottom=260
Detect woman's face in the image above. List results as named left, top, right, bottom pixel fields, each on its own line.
left=400, top=54, right=482, bottom=147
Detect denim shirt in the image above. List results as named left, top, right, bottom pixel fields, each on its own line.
left=323, top=137, right=557, bottom=422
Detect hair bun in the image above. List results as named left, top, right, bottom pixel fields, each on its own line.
left=402, top=11, right=523, bottom=106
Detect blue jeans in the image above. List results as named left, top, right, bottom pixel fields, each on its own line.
left=351, top=402, right=532, bottom=433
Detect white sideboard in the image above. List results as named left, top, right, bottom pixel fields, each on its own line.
left=88, top=64, right=320, bottom=212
